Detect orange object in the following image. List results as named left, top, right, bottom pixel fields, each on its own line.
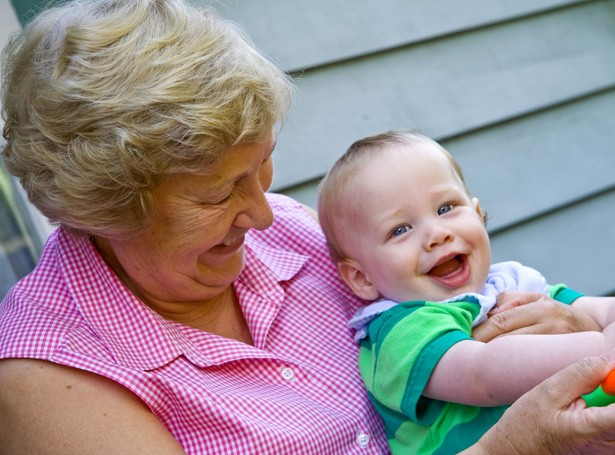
left=602, top=370, right=615, bottom=395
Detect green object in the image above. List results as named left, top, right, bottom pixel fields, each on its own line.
left=582, top=385, right=615, bottom=407
left=10, top=0, right=48, bottom=25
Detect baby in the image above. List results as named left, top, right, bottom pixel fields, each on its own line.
left=317, top=129, right=615, bottom=454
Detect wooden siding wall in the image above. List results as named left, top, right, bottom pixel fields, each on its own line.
left=7, top=0, right=615, bottom=296
left=205, top=0, right=615, bottom=297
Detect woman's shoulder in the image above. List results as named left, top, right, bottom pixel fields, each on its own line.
left=249, top=193, right=344, bottom=283
left=0, top=229, right=102, bottom=362
left=256, top=193, right=324, bottom=247
left=0, top=282, right=78, bottom=362
left=265, top=192, right=314, bottom=219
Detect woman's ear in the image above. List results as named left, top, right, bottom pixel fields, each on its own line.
left=337, top=259, right=380, bottom=301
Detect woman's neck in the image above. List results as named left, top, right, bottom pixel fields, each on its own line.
left=175, top=286, right=254, bottom=344
left=92, top=237, right=253, bottom=344
left=144, top=286, right=254, bottom=345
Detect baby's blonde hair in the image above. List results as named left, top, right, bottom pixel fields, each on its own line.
left=2, top=0, right=293, bottom=239
left=318, top=130, right=469, bottom=264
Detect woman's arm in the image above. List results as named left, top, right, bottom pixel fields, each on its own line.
left=0, top=359, right=185, bottom=455
left=461, top=354, right=615, bottom=455
left=425, top=330, right=613, bottom=406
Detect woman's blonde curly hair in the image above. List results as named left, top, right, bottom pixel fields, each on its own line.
left=1, top=0, right=293, bottom=239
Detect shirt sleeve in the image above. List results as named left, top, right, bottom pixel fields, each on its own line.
left=549, top=284, right=585, bottom=304
left=359, top=299, right=479, bottom=423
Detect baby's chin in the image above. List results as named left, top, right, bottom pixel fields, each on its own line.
left=423, top=285, right=483, bottom=303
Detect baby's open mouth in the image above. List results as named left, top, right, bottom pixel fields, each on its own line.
left=428, top=255, right=463, bottom=277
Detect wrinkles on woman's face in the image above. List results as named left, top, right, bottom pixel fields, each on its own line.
left=99, top=131, right=276, bottom=308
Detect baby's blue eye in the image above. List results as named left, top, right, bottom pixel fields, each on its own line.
left=392, top=225, right=411, bottom=237
left=437, top=204, right=453, bottom=216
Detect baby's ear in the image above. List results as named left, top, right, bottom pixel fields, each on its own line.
left=338, top=259, right=380, bottom=301
left=472, top=197, right=487, bottom=224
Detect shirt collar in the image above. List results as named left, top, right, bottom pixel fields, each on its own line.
left=57, top=228, right=307, bottom=371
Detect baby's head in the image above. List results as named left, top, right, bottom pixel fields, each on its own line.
left=318, top=130, right=491, bottom=303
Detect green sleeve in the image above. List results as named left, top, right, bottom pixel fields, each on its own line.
left=549, top=284, right=585, bottom=305
left=359, top=300, right=478, bottom=422
left=358, top=299, right=509, bottom=454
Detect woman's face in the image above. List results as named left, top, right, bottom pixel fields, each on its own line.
left=97, top=130, right=276, bottom=309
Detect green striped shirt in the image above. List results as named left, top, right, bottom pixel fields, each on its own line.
left=357, top=285, right=583, bottom=454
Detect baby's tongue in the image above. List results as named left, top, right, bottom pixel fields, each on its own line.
left=429, top=257, right=461, bottom=277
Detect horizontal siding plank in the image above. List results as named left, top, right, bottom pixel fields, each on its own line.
left=284, top=182, right=615, bottom=297
left=280, top=89, right=615, bottom=229
left=443, top=89, right=615, bottom=231
left=271, top=0, right=615, bottom=190
left=490, top=188, right=615, bottom=296
left=200, top=0, right=586, bottom=71
left=280, top=182, right=319, bottom=211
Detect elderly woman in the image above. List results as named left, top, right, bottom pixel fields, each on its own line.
left=1, top=0, right=615, bottom=454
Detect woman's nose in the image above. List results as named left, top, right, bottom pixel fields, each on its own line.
left=233, top=188, right=274, bottom=231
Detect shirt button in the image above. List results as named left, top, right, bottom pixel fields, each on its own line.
left=356, top=431, right=370, bottom=448
left=281, top=367, right=295, bottom=381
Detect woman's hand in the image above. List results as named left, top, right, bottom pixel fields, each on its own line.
left=472, top=291, right=601, bottom=342
left=462, top=353, right=615, bottom=454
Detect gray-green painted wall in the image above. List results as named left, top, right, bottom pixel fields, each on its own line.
left=9, top=0, right=45, bottom=24
left=205, top=0, right=615, bottom=297
left=6, top=0, right=615, bottom=296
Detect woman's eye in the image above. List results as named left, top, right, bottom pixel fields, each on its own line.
left=437, top=204, right=453, bottom=216
left=217, top=194, right=232, bottom=204
left=204, top=192, right=232, bottom=206
left=392, top=225, right=411, bottom=237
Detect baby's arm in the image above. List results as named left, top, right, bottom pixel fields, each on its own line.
left=424, top=330, right=613, bottom=407
left=571, top=296, right=615, bottom=329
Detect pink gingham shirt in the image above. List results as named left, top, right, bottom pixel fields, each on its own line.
left=0, top=193, right=389, bottom=454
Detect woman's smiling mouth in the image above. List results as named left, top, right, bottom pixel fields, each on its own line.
left=211, top=236, right=245, bottom=255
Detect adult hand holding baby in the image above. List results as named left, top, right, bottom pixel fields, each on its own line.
left=464, top=352, right=615, bottom=454
left=473, top=291, right=601, bottom=342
